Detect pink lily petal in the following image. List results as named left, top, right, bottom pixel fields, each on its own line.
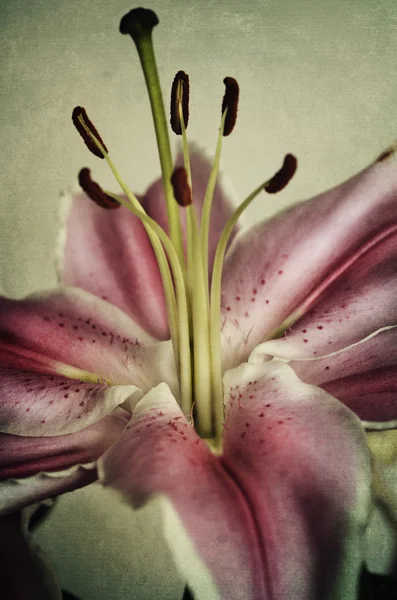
left=0, top=365, right=140, bottom=436
left=100, top=362, right=371, bottom=600
left=286, top=328, right=397, bottom=428
left=0, top=407, right=129, bottom=478
left=0, top=288, right=178, bottom=396
left=58, top=191, right=169, bottom=339
left=142, top=146, right=239, bottom=269
left=220, top=155, right=397, bottom=371
left=0, top=465, right=97, bottom=516
left=250, top=228, right=397, bottom=362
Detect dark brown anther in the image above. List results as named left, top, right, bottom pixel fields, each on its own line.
left=170, top=71, right=190, bottom=135
left=171, top=167, right=192, bottom=207
left=221, top=77, right=239, bottom=136
left=72, top=107, right=108, bottom=159
left=119, top=7, right=159, bottom=39
left=376, top=146, right=395, bottom=162
left=265, top=154, right=298, bottom=194
left=78, top=168, right=120, bottom=209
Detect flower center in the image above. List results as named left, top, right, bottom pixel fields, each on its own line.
left=72, top=7, right=297, bottom=443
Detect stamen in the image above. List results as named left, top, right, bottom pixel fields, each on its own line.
left=72, top=107, right=108, bottom=159
left=264, top=154, right=297, bottom=193
left=119, top=7, right=159, bottom=38
left=170, top=71, right=190, bottom=135
left=78, top=168, right=120, bottom=209
left=221, top=77, right=239, bottom=136
left=171, top=167, right=192, bottom=207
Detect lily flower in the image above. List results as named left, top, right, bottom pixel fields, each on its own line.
left=1, top=6, right=396, bottom=599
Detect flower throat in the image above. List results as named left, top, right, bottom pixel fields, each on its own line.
left=72, top=7, right=297, bottom=442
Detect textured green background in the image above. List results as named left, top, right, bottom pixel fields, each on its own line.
left=1, top=0, right=397, bottom=598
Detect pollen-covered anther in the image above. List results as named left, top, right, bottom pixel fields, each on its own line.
left=376, top=143, right=397, bottom=163
left=72, top=106, right=108, bottom=159
left=119, top=7, right=159, bottom=38
left=171, top=167, right=192, bottom=207
left=170, top=71, right=190, bottom=135
left=78, top=168, right=120, bottom=210
left=264, top=153, right=298, bottom=194
left=222, top=77, right=239, bottom=136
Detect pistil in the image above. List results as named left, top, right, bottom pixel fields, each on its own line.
left=120, top=8, right=185, bottom=268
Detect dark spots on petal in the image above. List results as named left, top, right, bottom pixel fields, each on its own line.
left=49, top=400, right=54, bottom=405
left=26, top=408, right=30, bottom=412
left=235, top=296, right=241, bottom=301
left=265, top=403, right=271, bottom=407
left=278, top=420, right=284, bottom=425
left=43, top=316, right=51, bottom=322
left=241, top=431, right=246, bottom=438
left=278, top=270, right=283, bottom=275
left=64, top=394, right=69, bottom=399
left=265, top=300, right=269, bottom=304
left=302, top=329, right=307, bottom=333
left=78, top=337, right=84, bottom=341
left=261, top=279, right=266, bottom=285
left=259, top=412, right=264, bottom=417
left=245, top=422, right=250, bottom=427
left=259, top=439, right=265, bottom=444
left=227, top=306, right=232, bottom=312
left=253, top=288, right=258, bottom=295
left=251, top=298, right=256, bottom=303
left=58, top=313, right=64, bottom=318
left=317, top=325, right=323, bottom=330
left=245, top=311, right=249, bottom=317
left=41, top=419, right=46, bottom=424
left=58, top=323, right=65, bottom=328
left=325, top=366, right=330, bottom=370
left=73, top=325, right=78, bottom=330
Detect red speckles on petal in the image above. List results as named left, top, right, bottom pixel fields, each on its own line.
left=227, top=306, right=232, bottom=312
left=259, top=412, right=264, bottom=417
left=317, top=326, right=324, bottom=330
left=43, top=316, right=51, bottom=322
left=235, top=296, right=241, bottom=301
left=58, top=323, right=64, bottom=328
left=252, top=289, right=258, bottom=295
left=303, top=339, right=308, bottom=344
left=278, top=270, right=283, bottom=275
left=302, top=329, right=307, bottom=333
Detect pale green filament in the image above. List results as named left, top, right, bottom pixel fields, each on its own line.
left=78, top=116, right=192, bottom=413
left=132, top=28, right=185, bottom=268
left=210, top=181, right=270, bottom=439
left=106, top=190, right=192, bottom=414
left=200, top=110, right=228, bottom=302
left=179, top=104, right=213, bottom=437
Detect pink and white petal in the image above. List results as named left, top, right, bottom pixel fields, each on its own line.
left=0, top=288, right=178, bottom=396
left=220, top=153, right=397, bottom=371
left=0, top=464, right=98, bottom=516
left=0, top=407, right=129, bottom=478
left=142, top=146, right=240, bottom=270
left=287, top=328, right=397, bottom=428
left=58, top=191, right=169, bottom=339
left=222, top=361, right=371, bottom=600
left=0, top=366, right=141, bottom=436
left=100, top=363, right=371, bottom=600
left=251, top=230, right=397, bottom=362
